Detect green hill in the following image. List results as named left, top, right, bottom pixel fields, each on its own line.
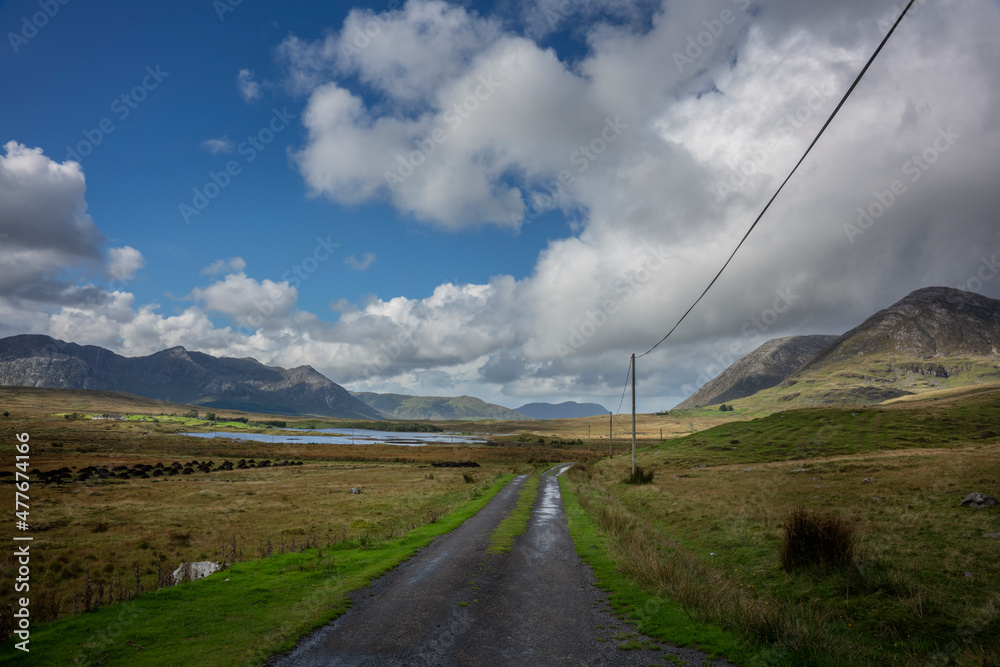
left=351, top=392, right=529, bottom=421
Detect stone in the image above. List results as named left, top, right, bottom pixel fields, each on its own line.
left=349, top=487, right=362, bottom=494
left=983, top=533, right=1000, bottom=540
left=959, top=492, right=999, bottom=508
left=172, top=561, right=220, bottom=585
left=863, top=478, right=875, bottom=484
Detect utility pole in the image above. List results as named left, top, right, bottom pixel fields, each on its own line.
left=588, top=425, right=591, bottom=454
left=631, top=353, right=637, bottom=475
left=609, top=412, right=612, bottom=457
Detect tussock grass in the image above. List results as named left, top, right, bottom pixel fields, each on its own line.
left=779, top=507, right=856, bottom=571
left=623, top=465, right=654, bottom=485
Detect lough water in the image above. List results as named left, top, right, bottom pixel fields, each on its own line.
left=180, top=428, right=493, bottom=447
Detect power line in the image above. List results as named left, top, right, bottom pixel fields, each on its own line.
left=637, top=0, right=917, bottom=360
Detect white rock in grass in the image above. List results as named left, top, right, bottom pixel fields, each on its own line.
left=172, top=561, right=221, bottom=585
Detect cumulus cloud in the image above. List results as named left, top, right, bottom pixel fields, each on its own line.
left=107, top=246, right=145, bottom=282
left=187, top=273, right=298, bottom=325
left=237, top=68, right=261, bottom=102
left=0, top=141, right=105, bottom=299
left=344, top=252, right=376, bottom=271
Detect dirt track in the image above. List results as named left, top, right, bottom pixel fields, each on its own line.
left=269, top=465, right=733, bottom=666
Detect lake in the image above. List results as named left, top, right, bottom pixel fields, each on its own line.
left=181, top=428, right=494, bottom=447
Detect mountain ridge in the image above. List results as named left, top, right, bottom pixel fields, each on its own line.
left=0, top=335, right=384, bottom=420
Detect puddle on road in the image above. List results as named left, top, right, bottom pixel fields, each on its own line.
left=536, top=478, right=562, bottom=522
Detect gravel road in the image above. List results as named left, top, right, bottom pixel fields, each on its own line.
left=269, top=464, right=734, bottom=666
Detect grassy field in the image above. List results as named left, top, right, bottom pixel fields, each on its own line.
left=6, top=384, right=1000, bottom=665
left=564, top=385, right=1000, bottom=665
left=0, top=475, right=515, bottom=666
left=0, top=388, right=593, bottom=662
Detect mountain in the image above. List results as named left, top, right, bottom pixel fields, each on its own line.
left=351, top=392, right=530, bottom=421
left=514, top=401, right=610, bottom=420
left=673, top=335, right=839, bottom=409
left=0, top=335, right=385, bottom=420
left=681, top=287, right=1000, bottom=410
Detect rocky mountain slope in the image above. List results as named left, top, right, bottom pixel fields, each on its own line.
left=0, top=335, right=384, bottom=419
left=674, top=335, right=838, bottom=409
left=678, top=287, right=1000, bottom=410
left=351, top=392, right=529, bottom=421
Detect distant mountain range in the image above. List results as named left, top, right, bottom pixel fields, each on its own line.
left=676, top=287, right=1000, bottom=409
left=350, top=394, right=610, bottom=421
left=514, top=401, right=609, bottom=420
left=0, top=335, right=384, bottom=420
left=351, top=392, right=529, bottom=421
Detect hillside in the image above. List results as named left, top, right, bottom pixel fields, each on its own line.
left=674, top=335, right=838, bottom=409
left=514, top=401, right=610, bottom=419
left=351, top=392, right=529, bottom=421
left=0, top=335, right=385, bottom=420
left=731, top=287, right=1000, bottom=410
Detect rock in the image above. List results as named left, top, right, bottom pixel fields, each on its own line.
left=790, top=468, right=809, bottom=473
left=983, top=533, right=1000, bottom=540
left=349, top=487, right=362, bottom=494
left=959, top=492, right=999, bottom=508
left=964, top=571, right=975, bottom=579
left=172, top=561, right=220, bottom=585
left=863, top=478, right=875, bottom=484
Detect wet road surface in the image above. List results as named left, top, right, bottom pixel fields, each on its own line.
left=269, top=464, right=734, bottom=666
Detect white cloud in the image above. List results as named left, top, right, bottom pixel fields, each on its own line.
left=201, top=257, right=247, bottom=276
left=201, top=136, right=234, bottom=155
left=344, top=252, right=376, bottom=271
left=186, top=273, right=298, bottom=325
left=237, top=68, right=261, bottom=102
left=0, top=141, right=104, bottom=299
left=107, top=246, right=145, bottom=282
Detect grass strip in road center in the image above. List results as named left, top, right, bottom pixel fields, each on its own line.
left=486, top=474, right=540, bottom=554
left=1, top=475, right=515, bottom=667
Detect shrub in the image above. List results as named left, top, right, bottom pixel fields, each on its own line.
left=780, top=507, right=857, bottom=570
left=462, top=472, right=475, bottom=484
left=623, top=466, right=655, bottom=485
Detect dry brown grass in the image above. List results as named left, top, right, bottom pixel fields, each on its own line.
left=0, top=391, right=595, bottom=630
left=569, top=439, right=1000, bottom=664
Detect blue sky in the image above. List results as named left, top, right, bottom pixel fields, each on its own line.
left=3, top=0, right=1000, bottom=411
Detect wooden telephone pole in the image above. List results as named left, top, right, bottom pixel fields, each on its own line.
left=631, top=354, right=637, bottom=475
left=609, top=412, right=612, bottom=457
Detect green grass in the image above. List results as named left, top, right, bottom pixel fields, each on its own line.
left=485, top=474, right=539, bottom=554
left=0, top=475, right=514, bottom=667
left=566, top=389, right=1000, bottom=665
left=558, top=475, right=750, bottom=664
left=656, top=386, right=1000, bottom=468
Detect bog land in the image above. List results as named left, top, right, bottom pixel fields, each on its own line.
left=1, top=385, right=999, bottom=665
